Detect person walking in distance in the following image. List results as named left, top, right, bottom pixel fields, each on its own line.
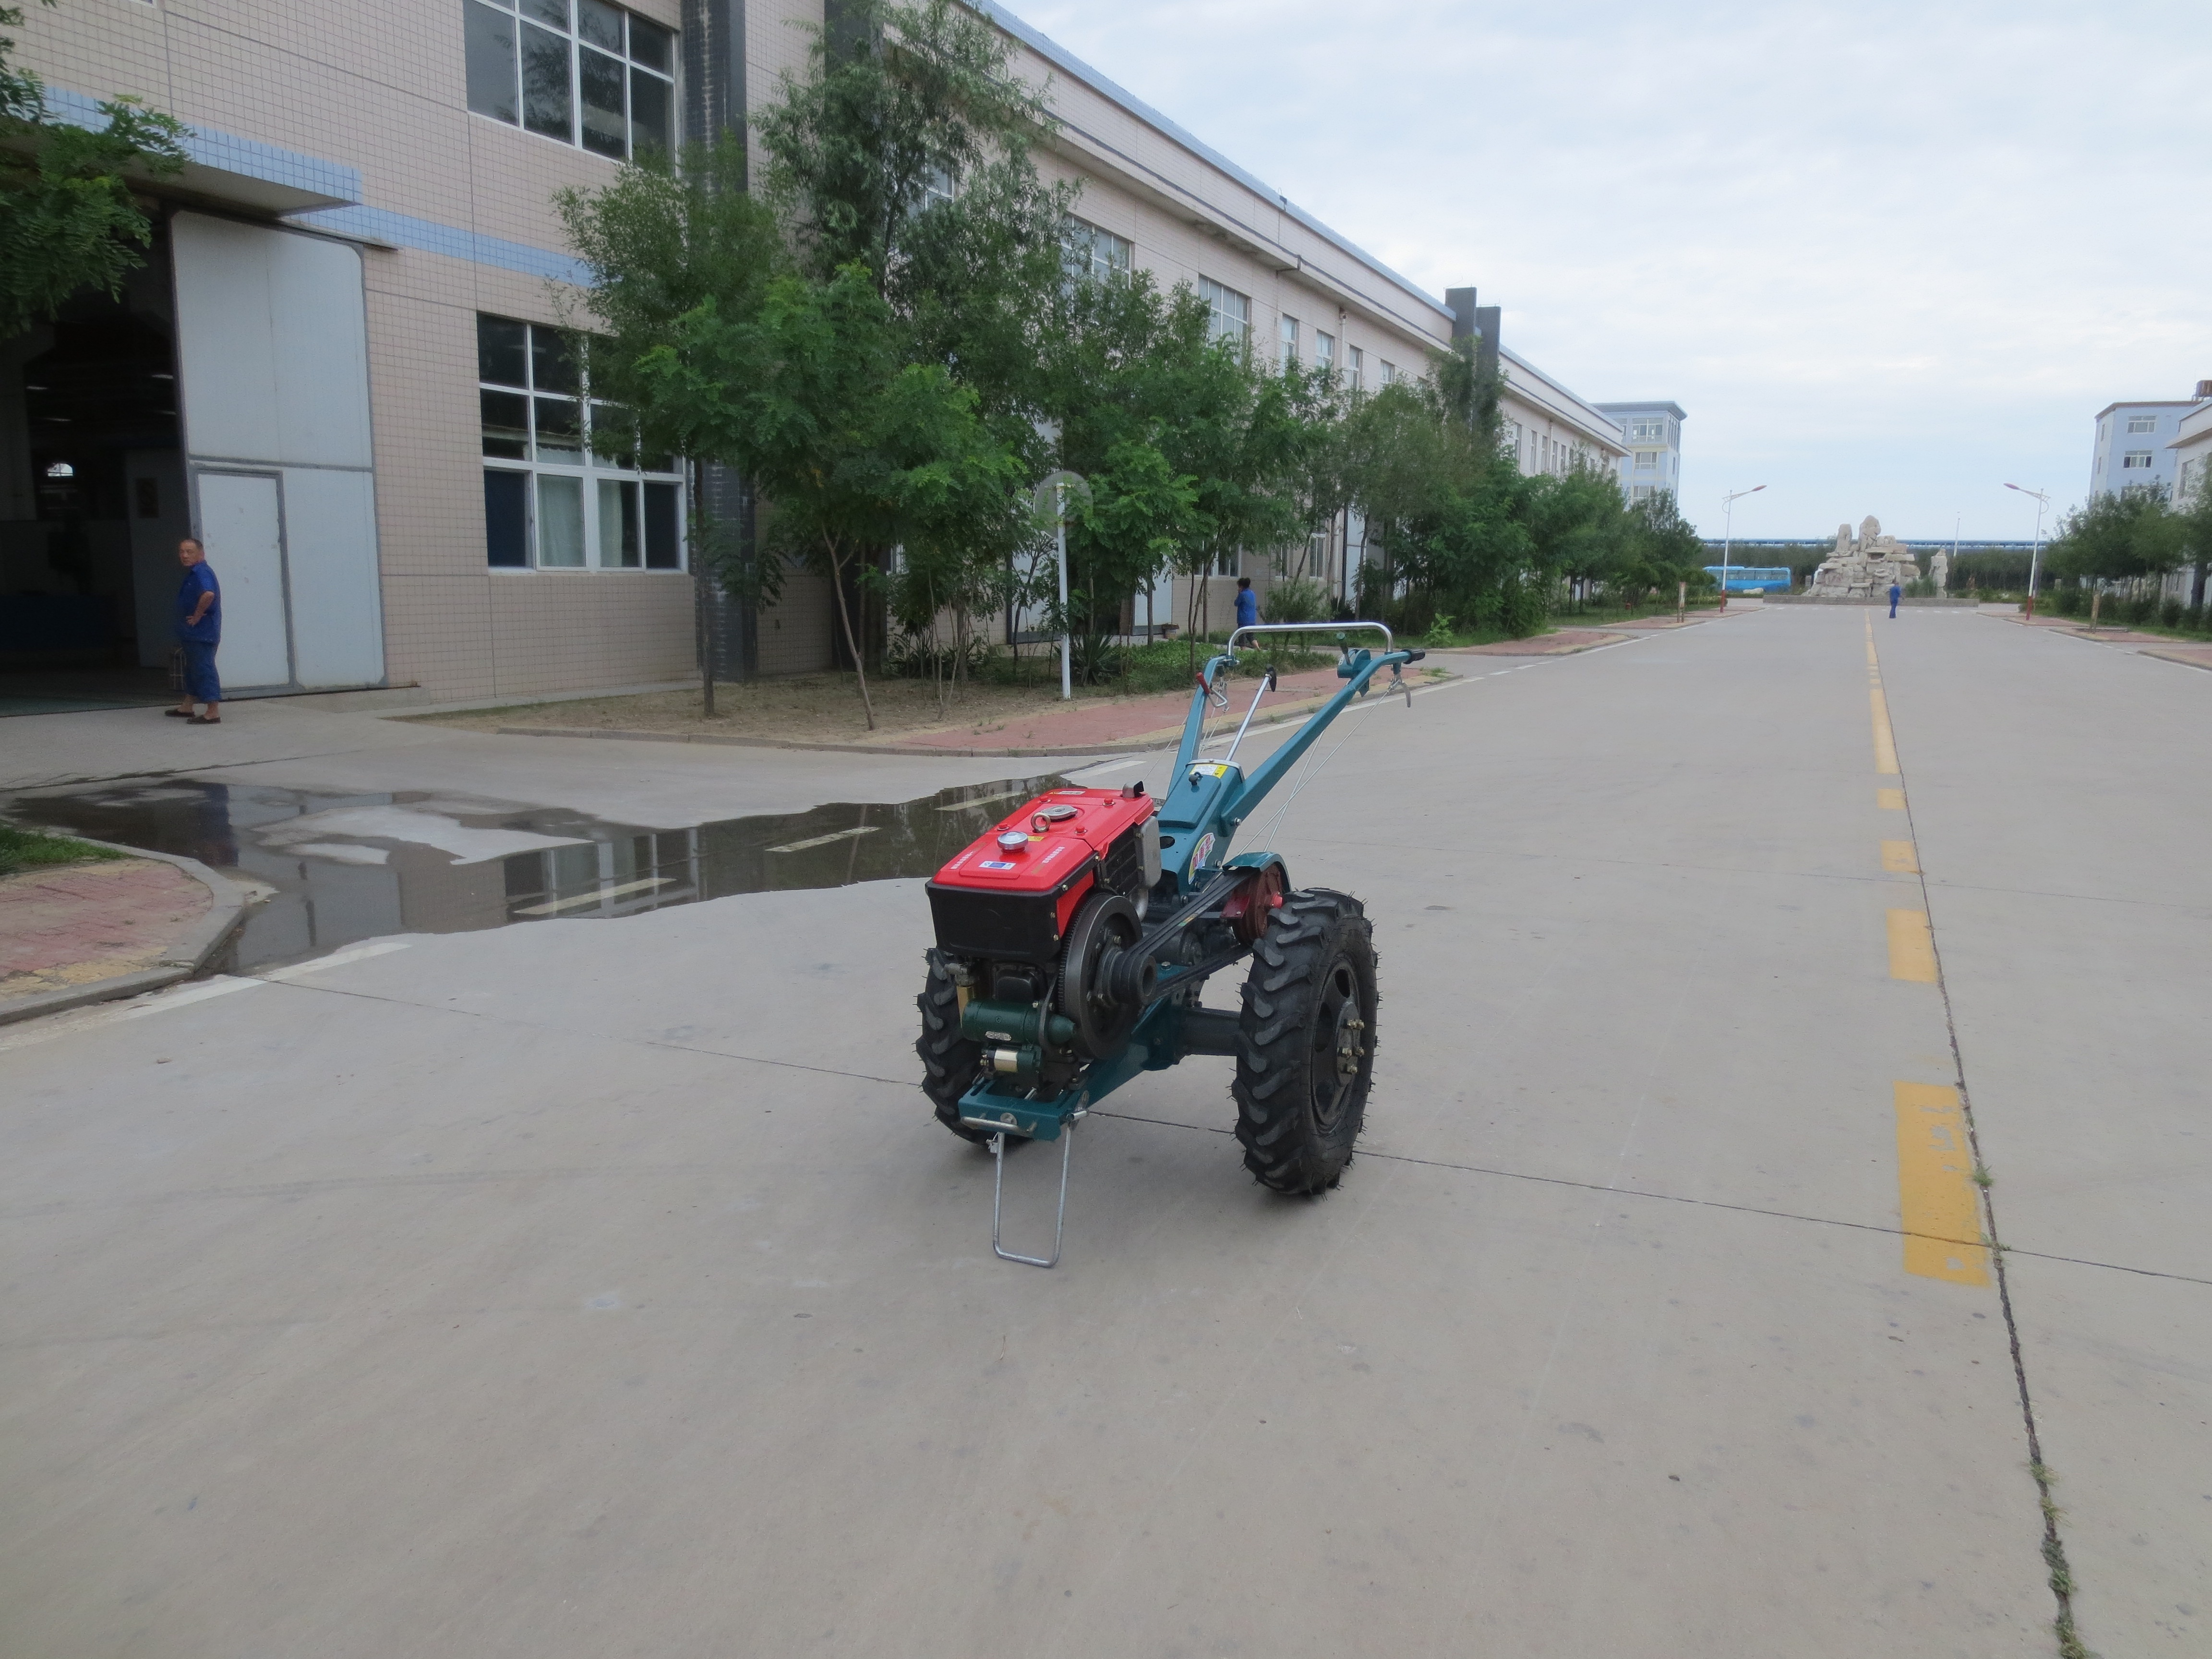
left=1235, top=575, right=1259, bottom=633
left=1887, top=578, right=1902, bottom=620
left=168, top=537, right=222, bottom=724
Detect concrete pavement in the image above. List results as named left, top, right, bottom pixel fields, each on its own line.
left=1, top=606, right=2202, bottom=1655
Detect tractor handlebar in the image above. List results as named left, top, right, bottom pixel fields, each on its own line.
left=1223, top=621, right=1395, bottom=656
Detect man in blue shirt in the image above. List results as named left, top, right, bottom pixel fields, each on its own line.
left=169, top=537, right=223, bottom=724
left=1235, top=575, right=1259, bottom=632
left=1887, top=579, right=1902, bottom=619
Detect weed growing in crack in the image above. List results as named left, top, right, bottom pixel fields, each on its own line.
left=1973, top=1163, right=1994, bottom=1189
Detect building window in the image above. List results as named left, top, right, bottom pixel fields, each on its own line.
left=466, top=0, right=675, bottom=161
left=1278, top=314, right=1298, bottom=368
left=1629, top=418, right=1664, bottom=441
left=1199, top=277, right=1250, bottom=348
left=1060, top=217, right=1132, bottom=283
left=1314, top=331, right=1334, bottom=376
left=1635, top=450, right=1659, bottom=471
left=1378, top=359, right=1396, bottom=385
left=1346, top=344, right=1363, bottom=392
left=2126, top=414, right=2157, bottom=434
left=479, top=313, right=683, bottom=570
left=2121, top=451, right=2153, bottom=469
left=1632, top=484, right=1654, bottom=502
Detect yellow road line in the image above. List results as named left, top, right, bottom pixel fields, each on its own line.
left=1893, top=1082, right=1991, bottom=1285
left=1871, top=688, right=1899, bottom=773
left=1877, top=787, right=1905, bottom=810
left=1881, top=839, right=1919, bottom=874
left=1887, top=909, right=1937, bottom=981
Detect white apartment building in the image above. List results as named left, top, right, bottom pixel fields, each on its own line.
left=2089, top=385, right=2210, bottom=500
left=2165, top=387, right=2212, bottom=511
left=1593, top=401, right=1686, bottom=505
left=5, top=0, right=1636, bottom=701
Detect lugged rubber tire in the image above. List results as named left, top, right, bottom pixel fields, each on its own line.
left=1231, top=889, right=1378, bottom=1193
left=916, top=949, right=994, bottom=1145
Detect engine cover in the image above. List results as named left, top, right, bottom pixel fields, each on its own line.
left=927, top=786, right=1157, bottom=965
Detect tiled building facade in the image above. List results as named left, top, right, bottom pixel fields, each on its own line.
left=5, top=0, right=1641, bottom=701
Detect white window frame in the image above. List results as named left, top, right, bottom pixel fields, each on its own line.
left=1198, top=277, right=1251, bottom=349
left=2121, top=451, right=2154, bottom=469
left=1314, top=331, right=1334, bottom=376
left=479, top=314, right=686, bottom=573
left=465, top=0, right=677, bottom=162
left=1346, top=344, right=1363, bottom=393
left=1060, top=216, right=1132, bottom=283
left=1279, top=314, right=1298, bottom=369
left=2125, top=414, right=2157, bottom=434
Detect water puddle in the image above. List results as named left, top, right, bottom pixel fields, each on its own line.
left=3, top=774, right=1062, bottom=974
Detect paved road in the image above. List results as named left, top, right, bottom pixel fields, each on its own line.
left=3, top=607, right=2203, bottom=1656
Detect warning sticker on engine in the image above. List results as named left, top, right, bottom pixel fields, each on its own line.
left=978, top=859, right=1016, bottom=870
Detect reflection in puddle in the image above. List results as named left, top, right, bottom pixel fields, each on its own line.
left=3, top=775, right=1061, bottom=974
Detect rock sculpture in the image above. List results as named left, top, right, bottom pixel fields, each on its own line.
left=1802, top=516, right=1920, bottom=599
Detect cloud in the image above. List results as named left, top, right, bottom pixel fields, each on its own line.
left=1012, top=0, right=2212, bottom=538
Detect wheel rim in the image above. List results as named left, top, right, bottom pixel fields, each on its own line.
left=1309, top=955, right=1364, bottom=1130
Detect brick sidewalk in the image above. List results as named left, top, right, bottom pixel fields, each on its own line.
left=0, top=858, right=211, bottom=1002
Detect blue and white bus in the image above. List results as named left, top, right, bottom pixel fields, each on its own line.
left=1703, top=565, right=1792, bottom=595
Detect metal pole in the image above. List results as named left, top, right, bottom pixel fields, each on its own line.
left=1056, top=483, right=1072, bottom=701
left=1720, top=495, right=1733, bottom=610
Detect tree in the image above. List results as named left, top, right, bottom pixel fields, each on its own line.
left=753, top=0, right=1073, bottom=673
left=2048, top=485, right=2185, bottom=587
left=2176, top=467, right=2212, bottom=612
left=1, top=0, right=187, bottom=337
left=634, top=264, right=1029, bottom=730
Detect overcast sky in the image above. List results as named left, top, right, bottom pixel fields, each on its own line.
left=1014, top=0, right=2212, bottom=543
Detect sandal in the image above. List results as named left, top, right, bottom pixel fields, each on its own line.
left=187, top=715, right=222, bottom=724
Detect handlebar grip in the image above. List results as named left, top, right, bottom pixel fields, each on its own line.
left=1403, top=649, right=1427, bottom=662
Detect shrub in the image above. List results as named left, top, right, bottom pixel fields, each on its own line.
left=1262, top=575, right=1329, bottom=625
left=1421, top=613, right=1457, bottom=649
left=2047, top=585, right=2085, bottom=617
left=2122, top=592, right=2158, bottom=627
left=2160, top=598, right=2184, bottom=630
left=885, top=631, right=995, bottom=680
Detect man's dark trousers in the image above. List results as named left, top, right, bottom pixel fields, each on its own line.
left=180, top=640, right=221, bottom=703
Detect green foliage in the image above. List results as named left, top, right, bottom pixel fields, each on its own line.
left=1263, top=575, right=1329, bottom=625
left=0, top=820, right=128, bottom=876
left=2048, top=485, right=2186, bottom=583
left=0, top=1, right=188, bottom=337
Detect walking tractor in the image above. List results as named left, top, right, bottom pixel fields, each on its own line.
left=916, top=623, right=1426, bottom=1266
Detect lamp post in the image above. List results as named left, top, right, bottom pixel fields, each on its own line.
left=1034, top=470, right=1090, bottom=700
left=2004, top=483, right=2051, bottom=620
left=1718, top=485, right=1766, bottom=608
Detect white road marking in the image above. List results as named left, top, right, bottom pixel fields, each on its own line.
left=766, top=825, right=880, bottom=854
left=258, top=939, right=416, bottom=979
left=512, top=878, right=672, bottom=916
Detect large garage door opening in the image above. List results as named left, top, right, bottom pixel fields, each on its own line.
left=0, top=223, right=189, bottom=716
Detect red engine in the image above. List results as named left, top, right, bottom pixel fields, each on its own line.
left=927, top=784, right=1160, bottom=965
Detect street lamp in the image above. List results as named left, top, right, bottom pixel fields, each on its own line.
left=1034, top=470, right=1090, bottom=700
left=2004, top=483, right=2051, bottom=620
left=1719, top=485, right=1766, bottom=608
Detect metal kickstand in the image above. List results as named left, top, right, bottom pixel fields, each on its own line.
left=991, top=1125, right=1074, bottom=1269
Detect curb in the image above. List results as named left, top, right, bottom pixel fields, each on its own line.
left=0, top=839, right=255, bottom=1028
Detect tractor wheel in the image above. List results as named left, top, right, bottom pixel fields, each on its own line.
left=1231, top=889, right=1377, bottom=1193
left=916, top=949, right=993, bottom=1145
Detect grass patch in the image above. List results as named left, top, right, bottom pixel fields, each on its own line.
left=0, top=823, right=129, bottom=878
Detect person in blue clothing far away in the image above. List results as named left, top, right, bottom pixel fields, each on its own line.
left=1887, top=579, right=1902, bottom=619
left=1235, top=575, right=1259, bottom=632
left=169, top=536, right=223, bottom=724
